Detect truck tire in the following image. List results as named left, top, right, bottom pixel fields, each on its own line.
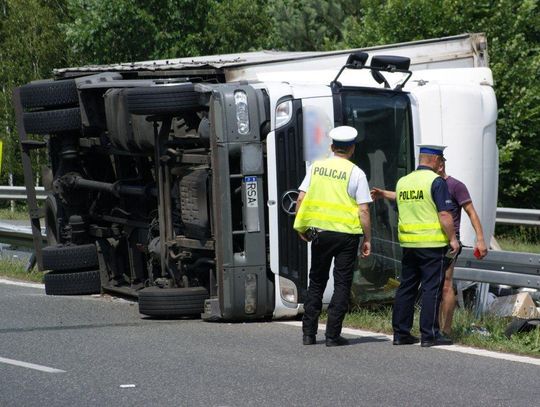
left=42, top=243, right=98, bottom=271
left=44, top=270, right=101, bottom=295
left=20, top=79, right=79, bottom=109
left=125, top=84, right=200, bottom=115
left=139, top=286, right=209, bottom=317
left=23, top=107, right=81, bottom=135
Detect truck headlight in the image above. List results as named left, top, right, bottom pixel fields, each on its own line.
left=275, top=100, right=292, bottom=129
left=279, top=276, right=298, bottom=304
left=234, top=91, right=250, bottom=135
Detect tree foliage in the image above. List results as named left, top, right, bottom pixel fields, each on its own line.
left=64, top=0, right=211, bottom=64
left=0, top=0, right=68, bottom=186
left=267, top=0, right=361, bottom=51
left=203, top=0, right=272, bottom=54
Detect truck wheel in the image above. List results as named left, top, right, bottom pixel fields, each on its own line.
left=125, top=84, right=200, bottom=115
left=20, top=79, right=79, bottom=109
left=42, top=243, right=98, bottom=271
left=138, top=286, right=209, bottom=317
left=23, top=107, right=81, bottom=135
left=44, top=270, right=101, bottom=295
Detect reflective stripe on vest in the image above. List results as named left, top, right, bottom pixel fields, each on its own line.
left=396, top=169, right=448, bottom=248
left=293, top=158, right=362, bottom=234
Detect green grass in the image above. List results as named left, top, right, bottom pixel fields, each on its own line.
left=496, top=236, right=540, bottom=254
left=334, top=306, right=540, bottom=357
left=0, top=208, right=29, bottom=221
left=0, top=258, right=43, bottom=283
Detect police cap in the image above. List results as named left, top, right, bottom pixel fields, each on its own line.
left=417, top=143, right=446, bottom=156
left=329, top=126, right=358, bottom=147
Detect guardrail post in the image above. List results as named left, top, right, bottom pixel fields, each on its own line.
left=12, top=87, right=44, bottom=271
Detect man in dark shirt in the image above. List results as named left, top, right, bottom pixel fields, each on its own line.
left=438, top=158, right=487, bottom=334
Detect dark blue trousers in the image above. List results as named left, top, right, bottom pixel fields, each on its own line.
left=392, top=247, right=448, bottom=342
left=302, top=231, right=360, bottom=339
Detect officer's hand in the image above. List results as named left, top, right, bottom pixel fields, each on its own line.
left=370, top=188, right=383, bottom=201
left=361, top=241, right=371, bottom=258
left=298, top=232, right=309, bottom=242
left=449, top=238, right=460, bottom=255
left=475, top=239, right=488, bottom=259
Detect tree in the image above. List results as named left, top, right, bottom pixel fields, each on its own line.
left=64, top=0, right=212, bottom=65
left=202, top=0, right=272, bottom=54
left=267, top=0, right=362, bottom=51
left=0, top=0, right=69, bottom=189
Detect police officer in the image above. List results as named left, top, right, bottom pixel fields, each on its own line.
left=294, top=126, right=372, bottom=347
left=392, top=144, right=459, bottom=347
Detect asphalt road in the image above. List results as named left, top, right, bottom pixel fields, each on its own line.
left=1, top=281, right=539, bottom=407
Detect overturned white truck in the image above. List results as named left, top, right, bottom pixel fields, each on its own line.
left=13, top=33, right=497, bottom=320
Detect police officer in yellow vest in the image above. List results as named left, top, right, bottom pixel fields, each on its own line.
left=294, top=126, right=372, bottom=347
left=392, top=144, right=460, bottom=347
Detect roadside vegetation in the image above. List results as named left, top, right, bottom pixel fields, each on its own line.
left=0, top=258, right=43, bottom=283
left=496, top=225, right=540, bottom=254
left=0, top=207, right=30, bottom=221
left=339, top=306, right=540, bottom=357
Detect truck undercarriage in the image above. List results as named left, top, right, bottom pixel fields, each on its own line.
left=14, top=71, right=274, bottom=321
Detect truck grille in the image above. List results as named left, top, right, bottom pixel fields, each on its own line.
left=275, top=100, right=308, bottom=302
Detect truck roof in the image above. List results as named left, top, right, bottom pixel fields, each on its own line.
left=54, top=33, right=488, bottom=79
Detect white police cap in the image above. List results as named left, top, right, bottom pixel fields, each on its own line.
left=417, top=143, right=446, bottom=156
left=329, top=126, right=357, bottom=145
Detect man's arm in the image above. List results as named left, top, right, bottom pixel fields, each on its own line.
left=370, top=188, right=396, bottom=201
left=359, top=203, right=371, bottom=258
left=462, top=201, right=488, bottom=259
left=438, top=210, right=460, bottom=254
left=295, top=191, right=309, bottom=242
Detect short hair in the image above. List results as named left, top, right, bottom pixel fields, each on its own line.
left=332, top=143, right=354, bottom=155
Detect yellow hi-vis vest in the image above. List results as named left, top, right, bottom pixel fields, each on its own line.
left=293, top=157, right=362, bottom=234
left=396, top=169, right=449, bottom=248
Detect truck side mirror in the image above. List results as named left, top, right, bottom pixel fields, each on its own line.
left=331, top=52, right=370, bottom=87
left=370, top=55, right=411, bottom=71
left=346, top=52, right=369, bottom=68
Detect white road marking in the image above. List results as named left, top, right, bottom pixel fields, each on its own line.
left=0, top=356, right=65, bottom=373
left=278, top=321, right=540, bottom=366
left=0, top=278, right=44, bottom=289
left=120, top=384, right=136, bottom=388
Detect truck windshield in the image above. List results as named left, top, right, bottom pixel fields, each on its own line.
left=340, top=89, right=413, bottom=304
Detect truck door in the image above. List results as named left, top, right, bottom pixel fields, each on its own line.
left=334, top=87, right=414, bottom=302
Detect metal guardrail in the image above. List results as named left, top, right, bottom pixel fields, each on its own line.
left=0, top=186, right=47, bottom=200
left=455, top=248, right=540, bottom=289
left=0, top=222, right=46, bottom=248
left=496, top=207, right=540, bottom=226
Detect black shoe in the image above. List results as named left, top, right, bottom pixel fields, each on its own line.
left=303, top=335, right=316, bottom=345
left=421, top=334, right=453, bottom=347
left=325, top=336, right=350, bottom=347
left=393, top=335, right=420, bottom=345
